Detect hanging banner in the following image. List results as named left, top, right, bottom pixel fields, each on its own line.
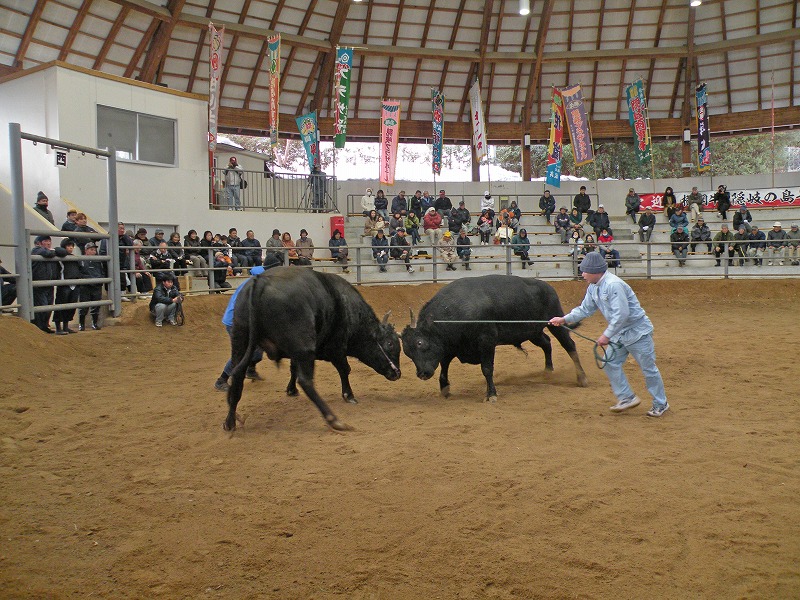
left=637, top=187, right=800, bottom=211
left=295, top=111, right=320, bottom=170
left=268, top=34, right=281, bottom=147
left=562, top=85, right=595, bottom=166
left=545, top=87, right=565, bottom=188
left=696, top=83, right=711, bottom=173
left=432, top=88, right=445, bottom=175
left=469, top=81, right=487, bottom=161
left=333, top=47, right=353, bottom=149
left=380, top=101, right=400, bottom=185
left=208, top=22, right=225, bottom=152
left=625, top=79, right=652, bottom=166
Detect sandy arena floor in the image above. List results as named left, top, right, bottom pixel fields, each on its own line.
left=1, top=278, right=798, bottom=599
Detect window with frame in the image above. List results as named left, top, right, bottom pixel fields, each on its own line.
left=97, top=105, right=176, bottom=166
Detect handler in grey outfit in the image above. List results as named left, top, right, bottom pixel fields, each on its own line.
left=549, top=251, right=670, bottom=417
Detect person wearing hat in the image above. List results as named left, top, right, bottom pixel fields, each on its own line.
left=786, top=223, right=800, bottom=266
left=390, top=190, right=408, bottom=216
left=390, top=228, right=414, bottom=273
left=747, top=225, right=766, bottom=266
left=265, top=228, right=286, bottom=263
left=437, top=230, right=458, bottom=271
left=33, top=191, right=55, bottom=225
left=671, top=225, right=690, bottom=267
left=30, top=235, right=68, bottom=333
left=712, top=224, right=735, bottom=266
left=638, top=207, right=656, bottom=243
left=624, top=188, right=641, bottom=224
left=539, top=189, right=556, bottom=224
left=78, top=241, right=105, bottom=330
left=134, top=227, right=154, bottom=257
left=732, top=204, right=753, bottom=234
left=669, top=204, right=689, bottom=234
left=295, top=229, right=314, bottom=266
left=555, top=207, right=572, bottom=243
left=732, top=225, right=749, bottom=266
left=511, top=229, right=533, bottom=268
left=53, top=239, right=83, bottom=334
left=549, top=252, right=670, bottom=418
left=61, top=209, right=78, bottom=232
left=573, top=185, right=592, bottom=220
left=587, top=204, right=611, bottom=237
left=690, top=217, right=712, bottom=254
left=360, top=187, right=375, bottom=215
left=452, top=199, right=471, bottom=233
left=687, top=186, right=703, bottom=222
left=479, top=191, right=495, bottom=222
left=766, top=222, right=788, bottom=266
left=149, top=228, right=166, bottom=249
left=714, top=184, right=731, bottom=220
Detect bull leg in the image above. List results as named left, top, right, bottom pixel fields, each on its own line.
left=331, top=356, right=357, bottom=404
left=224, top=370, right=247, bottom=432
left=439, top=356, right=453, bottom=397
left=295, top=356, right=352, bottom=432
left=547, top=325, right=590, bottom=387
left=530, top=332, right=555, bottom=371
left=286, top=360, right=299, bottom=396
left=481, top=349, right=498, bottom=403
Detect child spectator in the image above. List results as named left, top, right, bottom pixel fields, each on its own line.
left=363, top=210, right=384, bottom=237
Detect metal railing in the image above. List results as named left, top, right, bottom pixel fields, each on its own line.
left=211, top=169, right=338, bottom=212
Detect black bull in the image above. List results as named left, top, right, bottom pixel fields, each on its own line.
left=402, top=275, right=589, bottom=400
left=225, top=268, right=401, bottom=431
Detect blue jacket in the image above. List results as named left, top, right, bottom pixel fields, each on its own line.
left=222, top=266, right=265, bottom=326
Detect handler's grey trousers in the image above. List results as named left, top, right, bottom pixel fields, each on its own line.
left=603, top=332, right=667, bottom=409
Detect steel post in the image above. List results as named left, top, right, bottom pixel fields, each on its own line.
left=9, top=123, right=32, bottom=322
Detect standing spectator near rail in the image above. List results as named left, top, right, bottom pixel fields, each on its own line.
left=78, top=242, right=104, bottom=330
left=223, top=156, right=244, bottom=210
left=61, top=209, right=78, bottom=232
left=31, top=235, right=67, bottom=333
left=100, top=222, right=133, bottom=300
left=549, top=251, right=670, bottom=417
left=53, top=238, right=82, bottom=334
left=1, top=258, right=16, bottom=307
left=33, top=191, right=55, bottom=225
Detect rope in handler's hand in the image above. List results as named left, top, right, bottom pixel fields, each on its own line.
left=431, top=319, right=621, bottom=370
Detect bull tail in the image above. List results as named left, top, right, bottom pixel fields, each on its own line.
left=231, top=275, right=263, bottom=380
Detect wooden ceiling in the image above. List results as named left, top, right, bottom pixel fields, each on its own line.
left=2, top=0, right=799, bottom=143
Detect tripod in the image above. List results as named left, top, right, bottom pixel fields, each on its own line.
left=298, top=172, right=338, bottom=213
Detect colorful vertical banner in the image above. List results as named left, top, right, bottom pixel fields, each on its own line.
left=625, top=79, right=652, bottom=166
left=333, top=47, right=353, bottom=149
left=380, top=101, right=400, bottom=185
left=208, top=22, right=225, bottom=152
left=696, top=83, right=711, bottom=173
left=431, top=88, right=445, bottom=175
left=268, top=34, right=281, bottom=147
left=562, top=85, right=595, bottom=166
left=469, top=81, right=487, bottom=161
left=295, top=111, right=320, bottom=170
left=546, top=87, right=565, bottom=188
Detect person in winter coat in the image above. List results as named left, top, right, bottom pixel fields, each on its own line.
left=149, top=242, right=174, bottom=280
left=572, top=186, right=592, bottom=220
left=554, top=207, right=571, bottom=243
left=363, top=209, right=385, bottom=237
left=456, top=229, right=472, bottom=270
left=409, top=190, right=423, bottom=217
left=53, top=238, right=83, bottom=334
left=78, top=242, right=104, bottom=330
left=766, top=222, right=788, bottom=265
left=437, top=230, right=458, bottom=271
left=624, top=188, right=641, bottom=224
left=33, top=191, right=55, bottom=225
left=477, top=210, right=493, bottom=246
left=732, top=205, right=753, bottom=234
left=281, top=232, right=300, bottom=266
left=479, top=191, right=495, bottom=222
left=662, top=187, right=678, bottom=220
left=404, top=211, right=421, bottom=245
left=31, top=235, right=68, bottom=332
left=670, top=226, right=690, bottom=267
left=690, top=217, right=712, bottom=253
left=131, top=240, right=154, bottom=294
left=713, top=224, right=735, bottom=266
left=213, top=252, right=233, bottom=290
left=0, top=258, right=16, bottom=307
left=511, top=229, right=532, bottom=268
left=372, top=229, right=390, bottom=272
left=391, top=191, right=408, bottom=216
left=732, top=225, right=750, bottom=266
left=786, top=223, right=800, bottom=266
left=714, top=185, right=731, bottom=220
left=687, top=186, right=704, bottom=222
left=389, top=212, right=405, bottom=235
left=452, top=200, right=471, bottom=232
left=167, top=232, right=188, bottom=274
left=423, top=207, right=443, bottom=249
left=149, top=275, right=182, bottom=327
left=264, top=228, right=286, bottom=263
left=588, top=205, right=611, bottom=236
left=360, top=188, right=375, bottom=215
left=390, top=228, right=414, bottom=273
left=598, top=228, right=621, bottom=268
left=295, top=229, right=314, bottom=266
left=448, top=206, right=467, bottom=235
left=508, top=200, right=522, bottom=223
left=373, top=190, right=389, bottom=220
left=638, top=207, right=656, bottom=242
left=539, top=190, right=556, bottom=224
left=420, top=191, right=435, bottom=214
left=240, top=229, right=264, bottom=268
left=747, top=225, right=767, bottom=266
left=328, top=229, right=350, bottom=273
left=434, top=190, right=453, bottom=217
left=569, top=207, right=583, bottom=229
left=668, top=205, right=689, bottom=234
left=184, top=230, right=208, bottom=276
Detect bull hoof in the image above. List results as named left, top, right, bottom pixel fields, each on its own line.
left=286, top=388, right=299, bottom=397
left=223, top=420, right=235, bottom=432
left=326, top=418, right=353, bottom=432
left=486, top=395, right=498, bottom=404
left=440, top=385, right=451, bottom=398
left=545, top=365, right=555, bottom=372
left=343, top=394, right=358, bottom=404
left=577, top=376, right=590, bottom=388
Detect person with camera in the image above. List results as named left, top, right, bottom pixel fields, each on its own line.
left=223, top=156, right=244, bottom=210
left=149, top=275, right=182, bottom=327
left=714, top=185, right=731, bottom=220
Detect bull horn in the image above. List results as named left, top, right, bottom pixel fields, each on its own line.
left=408, top=308, right=417, bottom=329
left=382, top=310, right=392, bottom=325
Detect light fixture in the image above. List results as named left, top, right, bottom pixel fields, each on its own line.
left=683, top=129, right=691, bottom=142
left=523, top=134, right=531, bottom=147
left=690, top=0, right=702, bottom=7
left=519, top=0, right=530, bottom=16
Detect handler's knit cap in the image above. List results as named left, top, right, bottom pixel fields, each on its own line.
left=579, top=251, right=608, bottom=274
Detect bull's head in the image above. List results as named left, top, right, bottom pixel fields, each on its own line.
left=368, top=311, right=401, bottom=381
left=401, top=309, right=443, bottom=381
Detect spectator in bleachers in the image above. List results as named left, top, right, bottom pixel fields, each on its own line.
left=477, top=209, right=493, bottom=246
left=420, top=190, right=435, bottom=214
left=360, top=188, right=375, bottom=216
left=713, top=224, right=735, bottom=267
left=690, top=217, right=712, bottom=254
left=624, top=188, right=641, bottom=224
left=569, top=207, right=583, bottom=229
left=389, top=228, right=414, bottom=273
left=687, top=186, right=704, bottom=222
left=588, top=205, right=611, bottom=237
left=78, top=242, right=103, bottom=330
left=241, top=229, right=264, bottom=268
left=389, top=212, right=404, bottom=236
left=100, top=222, right=133, bottom=298
left=281, top=232, right=301, bottom=266
left=569, top=228, right=584, bottom=259
left=435, top=190, right=454, bottom=221
left=213, top=252, right=232, bottom=291
left=662, top=187, right=678, bottom=220
left=72, top=213, right=97, bottom=253
left=264, top=229, right=285, bottom=264
left=200, top=230, right=215, bottom=249
left=714, top=185, right=731, bottom=220
left=167, top=232, right=188, bottom=274
left=149, top=242, right=174, bottom=279
left=598, top=228, right=620, bottom=268
left=296, top=229, right=314, bottom=266
left=423, top=207, right=442, bottom=249
left=183, top=230, right=208, bottom=276
left=448, top=205, right=467, bottom=236
left=479, top=191, right=495, bottom=223
left=732, top=205, right=753, bottom=234
left=570, top=221, right=586, bottom=240
left=539, top=190, right=556, bottom=224
left=404, top=211, right=421, bottom=245
left=638, top=207, right=656, bottom=243
left=328, top=229, right=350, bottom=273
left=438, top=231, right=458, bottom=271
left=669, top=205, right=689, bottom=234
left=149, top=275, right=182, bottom=327
left=372, top=229, right=390, bottom=272
left=767, top=222, right=788, bottom=266
left=409, top=190, right=423, bottom=217
left=786, top=223, right=800, bottom=266
left=374, top=190, right=389, bottom=220
left=670, top=226, right=690, bottom=267
left=363, top=209, right=384, bottom=237
left=733, top=225, right=749, bottom=266
left=149, top=228, right=166, bottom=249
left=33, top=191, right=55, bottom=225
left=511, top=229, right=532, bottom=269
left=131, top=239, right=154, bottom=294
left=61, top=209, right=78, bottom=232
left=456, top=229, right=472, bottom=270
left=31, top=235, right=67, bottom=332
left=391, top=191, right=408, bottom=216
left=1, top=258, right=16, bottom=307
left=508, top=200, right=521, bottom=223
left=134, top=228, right=154, bottom=257
left=747, top=225, right=766, bottom=266
left=582, top=234, right=597, bottom=256
left=53, top=239, right=81, bottom=334
left=555, top=207, right=571, bottom=243
left=228, top=228, right=247, bottom=269
left=454, top=200, right=471, bottom=230
left=573, top=186, right=592, bottom=221
left=495, top=220, right=514, bottom=244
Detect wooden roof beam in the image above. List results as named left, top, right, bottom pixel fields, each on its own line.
left=124, top=17, right=159, bottom=79
left=436, top=0, right=469, bottom=113
left=244, top=0, right=287, bottom=108
left=381, top=0, right=407, bottom=102
left=616, top=2, right=637, bottom=120
left=668, top=57, right=685, bottom=118
left=522, top=0, right=555, bottom=126
left=353, top=0, right=373, bottom=118
left=138, top=0, right=186, bottom=84
left=589, top=0, right=606, bottom=120
left=564, top=0, right=575, bottom=87
left=755, top=0, right=762, bottom=109
left=682, top=7, right=695, bottom=130
left=511, top=11, right=534, bottom=123
left=279, top=0, right=318, bottom=90
left=310, top=0, right=354, bottom=115
left=483, top=0, right=500, bottom=118
left=645, top=0, right=670, bottom=99
left=219, top=0, right=254, bottom=97
left=185, top=0, right=217, bottom=93
left=14, top=0, right=48, bottom=69
left=406, top=0, right=439, bottom=121
left=58, top=0, right=92, bottom=61
left=93, top=6, right=130, bottom=70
